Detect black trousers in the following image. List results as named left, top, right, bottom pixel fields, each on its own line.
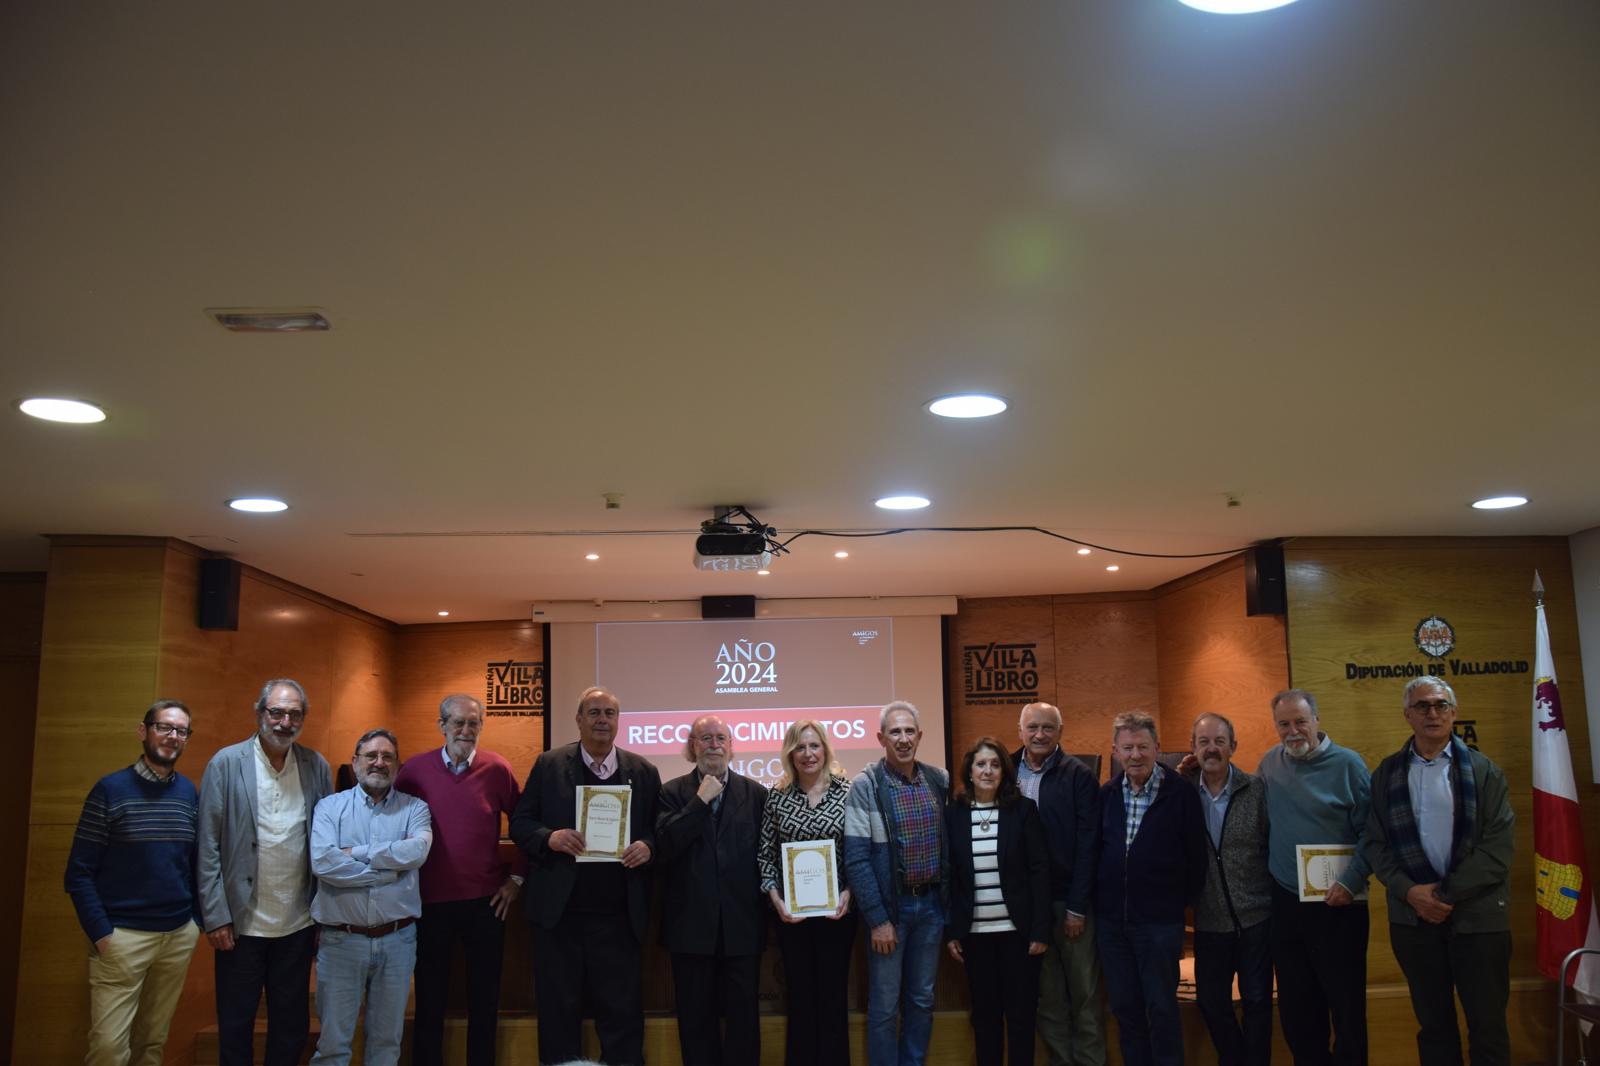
left=775, top=911, right=857, bottom=1066
left=670, top=949, right=761, bottom=1066
left=1194, top=920, right=1274, bottom=1066
left=213, top=925, right=316, bottom=1066
left=1389, top=923, right=1511, bottom=1066
left=962, top=930, right=1043, bottom=1066
left=1270, top=883, right=1367, bottom=1066
left=532, top=911, right=644, bottom=1065
left=412, top=896, right=507, bottom=1066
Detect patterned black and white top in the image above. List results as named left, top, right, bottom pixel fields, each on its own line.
left=968, top=802, right=1016, bottom=934
left=758, top=774, right=851, bottom=897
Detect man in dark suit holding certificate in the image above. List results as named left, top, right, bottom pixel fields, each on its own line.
left=657, top=714, right=768, bottom=1066
left=509, top=686, right=661, bottom=1066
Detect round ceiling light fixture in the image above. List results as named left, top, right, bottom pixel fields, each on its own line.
left=1105, top=564, right=1120, bottom=572
left=1076, top=547, right=1092, bottom=556
left=227, top=497, right=289, bottom=513
left=585, top=553, right=600, bottom=561
left=1176, top=0, right=1300, bottom=13
left=18, top=397, right=107, bottom=423
left=834, top=551, right=849, bottom=559
left=757, top=569, right=771, bottom=576
left=1471, top=496, right=1528, bottom=510
left=875, top=495, right=930, bottom=511
left=437, top=611, right=450, bottom=617
left=927, top=393, right=1008, bottom=419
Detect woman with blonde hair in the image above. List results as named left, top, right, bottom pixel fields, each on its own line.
left=757, top=719, right=855, bottom=1066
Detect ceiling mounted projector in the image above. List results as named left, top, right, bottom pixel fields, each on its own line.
left=693, top=505, right=781, bottom=572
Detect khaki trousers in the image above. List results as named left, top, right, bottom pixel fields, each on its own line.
left=86, top=922, right=200, bottom=1066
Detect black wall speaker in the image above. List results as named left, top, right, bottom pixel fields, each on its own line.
left=701, top=595, right=756, bottom=619
left=198, top=557, right=242, bottom=630
left=1245, top=544, right=1287, bottom=617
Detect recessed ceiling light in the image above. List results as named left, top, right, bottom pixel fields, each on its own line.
left=875, top=495, right=930, bottom=511
left=227, top=497, right=288, bottom=513
left=1076, top=547, right=1091, bottom=556
left=1471, top=496, right=1528, bottom=510
left=437, top=611, right=450, bottom=617
left=927, top=394, right=1008, bottom=419
left=18, top=397, right=106, bottom=423
left=757, top=569, right=771, bottom=576
left=834, top=551, right=850, bottom=559
left=585, top=553, right=600, bottom=561
left=1105, top=565, right=1120, bottom=572
left=1176, top=0, right=1300, bottom=13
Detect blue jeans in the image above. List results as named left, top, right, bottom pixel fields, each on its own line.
left=1096, top=917, right=1184, bottom=1066
left=1194, top=920, right=1274, bottom=1066
left=866, top=892, right=944, bottom=1066
left=309, top=924, right=417, bottom=1066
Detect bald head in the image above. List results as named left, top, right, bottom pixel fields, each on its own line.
left=1019, top=702, right=1063, bottom=769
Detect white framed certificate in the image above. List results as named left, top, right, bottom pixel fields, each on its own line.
left=1295, top=843, right=1368, bottom=902
left=781, top=839, right=840, bottom=918
left=575, top=784, right=632, bottom=863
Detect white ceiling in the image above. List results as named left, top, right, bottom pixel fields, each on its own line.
left=2, top=1, right=1597, bottom=623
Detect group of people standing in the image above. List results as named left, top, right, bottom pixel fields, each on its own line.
left=65, top=673, right=1513, bottom=1066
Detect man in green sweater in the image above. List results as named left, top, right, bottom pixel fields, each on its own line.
left=1257, top=688, right=1371, bottom=1066
left=1366, top=676, right=1513, bottom=1066
left=64, top=698, right=201, bottom=1066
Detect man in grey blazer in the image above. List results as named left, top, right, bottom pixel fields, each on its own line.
left=198, top=678, right=333, bottom=1066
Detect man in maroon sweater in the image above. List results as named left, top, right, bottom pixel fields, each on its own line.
left=394, top=694, right=527, bottom=1066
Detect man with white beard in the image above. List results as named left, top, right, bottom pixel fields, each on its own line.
left=1256, top=689, right=1372, bottom=1066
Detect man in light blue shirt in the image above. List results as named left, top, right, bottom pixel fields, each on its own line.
left=308, top=729, right=433, bottom=1066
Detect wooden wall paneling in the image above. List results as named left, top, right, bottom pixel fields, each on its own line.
left=945, top=596, right=1057, bottom=770
left=0, top=573, right=46, bottom=1063
left=1152, top=555, right=1290, bottom=772
left=1052, top=595, right=1159, bottom=775
left=392, top=621, right=545, bottom=783
left=16, top=542, right=171, bottom=1066
left=1283, top=537, right=1593, bottom=1005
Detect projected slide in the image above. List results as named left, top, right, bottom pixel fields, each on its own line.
left=549, top=613, right=947, bottom=788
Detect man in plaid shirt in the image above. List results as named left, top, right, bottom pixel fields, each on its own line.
left=842, top=700, right=951, bottom=1066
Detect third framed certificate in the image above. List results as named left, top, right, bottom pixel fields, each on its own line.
left=781, top=839, right=840, bottom=918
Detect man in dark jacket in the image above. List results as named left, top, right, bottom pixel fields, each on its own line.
left=509, top=686, right=660, bottom=1066
left=1366, top=676, right=1513, bottom=1066
left=1094, top=711, right=1207, bottom=1066
left=655, top=714, right=767, bottom=1066
left=1186, top=713, right=1273, bottom=1066
left=1014, top=702, right=1106, bottom=1066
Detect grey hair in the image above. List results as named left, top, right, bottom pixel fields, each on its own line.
left=438, top=693, right=485, bottom=723
left=577, top=685, right=617, bottom=713
left=352, top=728, right=399, bottom=760
left=144, top=698, right=191, bottom=727
left=1403, top=675, right=1456, bottom=708
left=1019, top=702, right=1062, bottom=728
left=1190, top=712, right=1236, bottom=746
left=255, top=678, right=308, bottom=714
left=880, top=700, right=921, bottom=732
left=1112, top=711, right=1157, bottom=745
left=1271, top=688, right=1319, bottom=718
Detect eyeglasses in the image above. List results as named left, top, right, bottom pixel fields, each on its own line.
left=148, top=722, right=192, bottom=739
left=1408, top=700, right=1454, bottom=715
left=264, top=707, right=306, bottom=723
left=358, top=751, right=396, bottom=764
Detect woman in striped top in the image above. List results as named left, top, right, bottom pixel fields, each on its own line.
left=945, top=737, right=1051, bottom=1066
left=757, top=719, right=855, bottom=1066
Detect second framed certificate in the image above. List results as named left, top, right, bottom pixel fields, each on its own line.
left=576, top=784, right=632, bottom=863
left=781, top=839, right=841, bottom=918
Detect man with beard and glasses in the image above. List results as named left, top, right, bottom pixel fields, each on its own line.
left=395, top=694, right=526, bottom=1066
left=66, top=699, right=201, bottom=1066
left=198, top=679, right=333, bottom=1066
left=843, top=700, right=950, bottom=1066
left=308, top=729, right=432, bottom=1066
left=1257, top=689, right=1372, bottom=1066
left=656, top=714, right=767, bottom=1066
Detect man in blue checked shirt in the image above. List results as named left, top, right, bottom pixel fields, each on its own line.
left=307, top=728, right=432, bottom=1066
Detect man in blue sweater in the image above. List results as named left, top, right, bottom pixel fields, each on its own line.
left=1093, top=711, right=1206, bottom=1066
left=64, top=698, right=202, bottom=1066
left=1257, top=689, right=1372, bottom=1066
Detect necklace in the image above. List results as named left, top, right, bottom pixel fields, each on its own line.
left=975, top=802, right=996, bottom=831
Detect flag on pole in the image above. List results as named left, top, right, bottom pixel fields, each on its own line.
left=1531, top=579, right=1600, bottom=992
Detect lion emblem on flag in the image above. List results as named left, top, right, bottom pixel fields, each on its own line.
left=1536, top=678, right=1568, bottom=733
